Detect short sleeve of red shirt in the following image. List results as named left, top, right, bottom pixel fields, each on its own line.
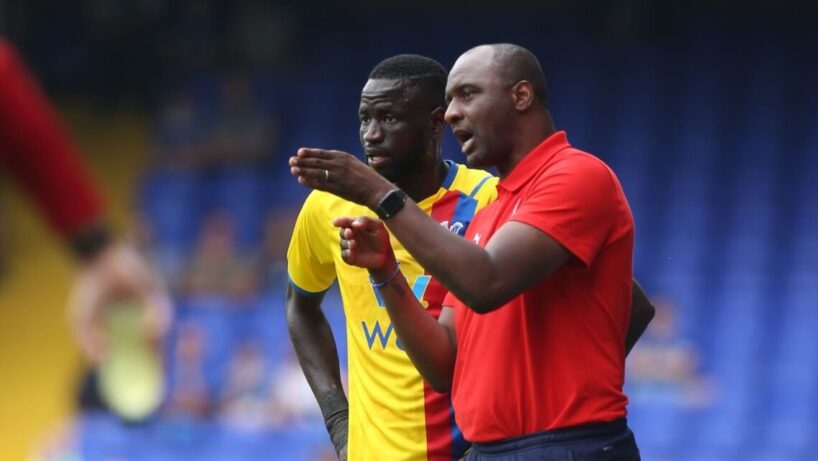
left=509, top=154, right=619, bottom=267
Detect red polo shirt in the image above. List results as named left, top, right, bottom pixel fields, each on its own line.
left=444, top=131, right=634, bottom=443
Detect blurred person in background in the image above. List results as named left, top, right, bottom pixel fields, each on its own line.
left=267, top=347, right=326, bottom=429
left=151, top=73, right=278, bottom=171
left=217, top=339, right=275, bottom=432
left=206, top=72, right=278, bottom=168
left=182, top=211, right=259, bottom=299
left=253, top=212, right=296, bottom=294
left=127, top=211, right=187, bottom=296
left=0, top=38, right=171, bottom=363
left=163, top=321, right=211, bottom=420
left=627, top=297, right=715, bottom=407
left=152, top=87, right=209, bottom=170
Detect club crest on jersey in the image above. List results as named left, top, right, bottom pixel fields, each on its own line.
left=440, top=220, right=467, bottom=236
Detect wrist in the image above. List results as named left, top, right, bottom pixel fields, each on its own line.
left=372, top=189, right=409, bottom=221
left=317, top=389, right=348, bottom=455
left=368, top=256, right=398, bottom=284
left=365, top=182, right=397, bottom=211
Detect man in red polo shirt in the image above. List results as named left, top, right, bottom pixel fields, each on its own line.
left=290, top=43, right=641, bottom=460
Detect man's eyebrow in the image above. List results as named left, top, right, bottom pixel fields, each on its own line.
left=358, top=103, right=402, bottom=114
left=446, top=83, right=469, bottom=96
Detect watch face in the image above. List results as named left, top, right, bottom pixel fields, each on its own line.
left=377, top=190, right=407, bottom=219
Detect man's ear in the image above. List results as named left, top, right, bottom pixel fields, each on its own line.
left=511, top=81, right=535, bottom=112
left=430, top=106, right=446, bottom=135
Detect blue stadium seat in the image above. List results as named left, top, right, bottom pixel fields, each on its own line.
left=139, top=169, right=208, bottom=252
left=209, top=167, right=267, bottom=250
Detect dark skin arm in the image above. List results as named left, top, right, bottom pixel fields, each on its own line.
left=285, top=285, right=347, bottom=459
left=375, top=268, right=458, bottom=393
left=380, top=205, right=571, bottom=313
left=333, top=217, right=654, bottom=392
left=292, top=150, right=658, bottom=321
left=335, top=216, right=458, bottom=392
left=335, top=217, right=653, bottom=392
left=291, top=149, right=569, bottom=313
left=627, top=279, right=655, bottom=354
left=294, top=153, right=653, bottom=378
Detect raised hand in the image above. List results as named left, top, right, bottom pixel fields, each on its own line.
left=289, top=148, right=393, bottom=209
left=332, top=216, right=395, bottom=273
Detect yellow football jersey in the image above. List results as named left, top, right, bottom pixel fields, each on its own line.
left=287, top=161, right=497, bottom=460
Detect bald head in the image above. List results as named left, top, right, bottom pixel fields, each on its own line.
left=445, top=44, right=555, bottom=174
left=464, top=43, right=548, bottom=107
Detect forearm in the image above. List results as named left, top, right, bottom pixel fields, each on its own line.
left=285, top=287, right=347, bottom=453
left=290, top=150, right=507, bottom=310
left=285, top=290, right=345, bottom=397
left=380, top=201, right=499, bottom=310
left=371, top=262, right=456, bottom=393
left=626, top=279, right=655, bottom=355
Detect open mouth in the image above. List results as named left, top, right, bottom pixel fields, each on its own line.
left=365, top=150, right=390, bottom=168
left=453, top=128, right=475, bottom=153
left=453, top=128, right=473, bottom=144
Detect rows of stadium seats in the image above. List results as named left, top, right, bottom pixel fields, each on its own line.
left=97, top=10, right=818, bottom=460
left=77, top=412, right=330, bottom=461
left=139, top=166, right=308, bottom=252
left=604, top=18, right=818, bottom=461
left=75, top=290, right=347, bottom=461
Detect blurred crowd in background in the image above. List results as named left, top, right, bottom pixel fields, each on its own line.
left=1, top=1, right=817, bottom=460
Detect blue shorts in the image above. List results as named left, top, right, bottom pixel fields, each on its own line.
left=465, top=419, right=640, bottom=461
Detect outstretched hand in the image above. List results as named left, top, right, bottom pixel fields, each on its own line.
left=289, top=148, right=393, bottom=209
left=333, top=216, right=395, bottom=274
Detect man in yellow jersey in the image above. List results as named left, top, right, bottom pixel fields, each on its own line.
left=286, top=54, right=655, bottom=460
left=287, top=55, right=493, bottom=460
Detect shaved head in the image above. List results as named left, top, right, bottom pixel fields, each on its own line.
left=368, top=54, right=448, bottom=109
left=445, top=44, right=555, bottom=175
left=464, top=43, right=548, bottom=106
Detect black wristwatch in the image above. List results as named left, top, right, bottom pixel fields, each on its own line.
left=374, top=189, right=408, bottom=220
